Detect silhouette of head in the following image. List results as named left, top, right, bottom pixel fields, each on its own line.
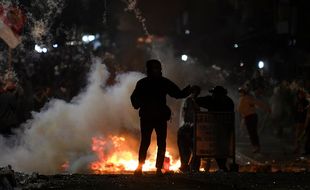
left=209, top=86, right=227, bottom=95
left=146, top=59, right=162, bottom=78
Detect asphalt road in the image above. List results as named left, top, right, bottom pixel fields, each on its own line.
left=31, top=172, right=310, bottom=190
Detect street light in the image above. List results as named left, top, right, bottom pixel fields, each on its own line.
left=42, top=48, right=48, bottom=53
left=82, top=35, right=96, bottom=43
left=258, top=61, right=264, bottom=69
left=35, top=44, right=48, bottom=53
left=181, top=54, right=188, bottom=62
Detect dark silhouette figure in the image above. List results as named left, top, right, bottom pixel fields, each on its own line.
left=195, top=86, right=234, bottom=171
left=293, top=90, right=309, bottom=154
left=0, top=81, right=18, bottom=137
left=177, top=85, right=202, bottom=172
left=238, top=87, right=270, bottom=153
left=304, top=105, right=310, bottom=155
left=131, top=59, right=191, bottom=176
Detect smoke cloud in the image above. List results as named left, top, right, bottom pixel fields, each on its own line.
left=0, top=60, right=144, bottom=174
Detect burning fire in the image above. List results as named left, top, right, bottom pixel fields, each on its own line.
left=90, top=135, right=180, bottom=173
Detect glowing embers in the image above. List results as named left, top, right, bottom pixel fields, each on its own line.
left=90, top=135, right=180, bottom=174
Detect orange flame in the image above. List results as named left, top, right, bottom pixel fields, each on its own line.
left=90, top=135, right=180, bottom=173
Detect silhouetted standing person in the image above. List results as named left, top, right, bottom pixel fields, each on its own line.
left=131, top=59, right=191, bottom=176
left=177, top=85, right=203, bottom=172
left=195, top=86, right=234, bottom=171
left=304, top=104, right=310, bottom=155
left=0, top=81, right=18, bottom=137
left=238, top=87, right=270, bottom=153
left=293, top=90, right=309, bottom=154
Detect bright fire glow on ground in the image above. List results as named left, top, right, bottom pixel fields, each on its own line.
left=90, top=136, right=180, bottom=173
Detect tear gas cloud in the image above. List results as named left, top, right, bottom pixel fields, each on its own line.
left=0, top=60, right=144, bottom=174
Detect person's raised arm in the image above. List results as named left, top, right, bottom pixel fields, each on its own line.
left=166, top=79, right=191, bottom=99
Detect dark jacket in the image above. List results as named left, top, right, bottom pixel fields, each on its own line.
left=131, top=76, right=191, bottom=121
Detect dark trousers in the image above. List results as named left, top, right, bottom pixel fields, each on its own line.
left=305, top=125, right=310, bottom=154
left=216, top=158, right=228, bottom=171
left=244, top=114, right=260, bottom=147
left=177, top=125, right=201, bottom=171
left=138, top=119, right=167, bottom=169
left=177, top=125, right=193, bottom=170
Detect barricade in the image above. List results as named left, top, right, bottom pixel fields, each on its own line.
left=194, top=111, right=235, bottom=160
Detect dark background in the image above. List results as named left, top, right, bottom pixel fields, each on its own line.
left=14, top=0, right=310, bottom=80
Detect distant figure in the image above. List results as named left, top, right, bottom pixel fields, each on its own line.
left=0, top=81, right=18, bottom=137
left=293, top=90, right=309, bottom=154
left=177, top=85, right=202, bottom=172
left=249, top=69, right=265, bottom=97
left=131, top=59, right=191, bottom=176
left=238, top=87, right=271, bottom=153
left=195, top=86, right=234, bottom=171
left=303, top=104, right=310, bottom=155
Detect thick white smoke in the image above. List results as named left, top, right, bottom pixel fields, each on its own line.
left=0, top=61, right=144, bottom=174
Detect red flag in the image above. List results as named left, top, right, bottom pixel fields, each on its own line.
left=0, top=4, right=26, bottom=48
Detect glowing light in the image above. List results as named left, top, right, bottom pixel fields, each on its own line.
left=212, top=64, right=221, bottom=70
left=82, top=36, right=88, bottom=42
left=185, top=29, right=190, bottom=35
left=53, top=44, right=58, bottom=48
left=137, top=37, right=144, bottom=43
left=35, top=45, right=48, bottom=53
left=90, top=135, right=180, bottom=173
left=234, top=43, right=239, bottom=48
left=82, top=35, right=96, bottom=43
left=61, top=161, right=69, bottom=171
left=240, top=62, right=244, bottom=67
left=88, top=35, right=95, bottom=42
left=145, top=36, right=152, bottom=43
left=258, top=61, right=264, bottom=69
left=181, top=54, right=188, bottom=61
left=34, top=44, right=42, bottom=53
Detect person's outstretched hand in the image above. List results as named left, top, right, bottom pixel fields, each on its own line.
left=183, top=85, right=191, bottom=94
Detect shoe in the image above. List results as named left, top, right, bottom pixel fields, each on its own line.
left=134, top=168, right=142, bottom=176
left=179, top=165, right=189, bottom=173
left=156, top=168, right=164, bottom=177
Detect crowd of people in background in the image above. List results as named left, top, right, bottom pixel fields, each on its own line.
left=0, top=45, right=105, bottom=135
left=238, top=69, right=310, bottom=156
left=0, top=44, right=126, bottom=134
